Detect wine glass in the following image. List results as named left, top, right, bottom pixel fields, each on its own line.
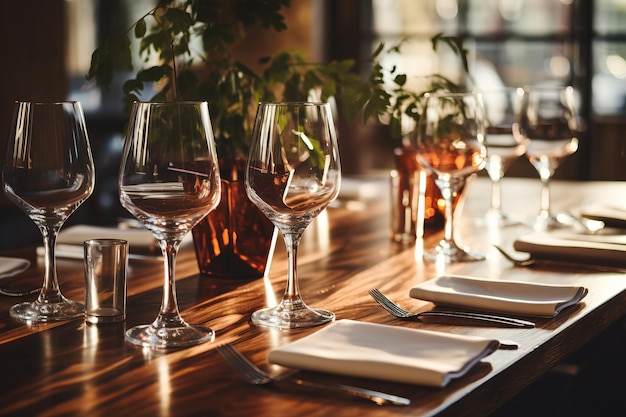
left=2, top=101, right=95, bottom=322
left=513, top=85, right=579, bottom=231
left=119, top=101, right=221, bottom=348
left=416, top=92, right=488, bottom=263
left=480, top=88, right=526, bottom=227
left=245, top=102, right=341, bottom=329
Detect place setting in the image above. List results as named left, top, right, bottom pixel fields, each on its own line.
left=493, top=203, right=626, bottom=272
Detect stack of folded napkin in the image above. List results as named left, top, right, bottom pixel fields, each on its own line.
left=409, top=275, right=588, bottom=317
left=268, top=319, right=499, bottom=387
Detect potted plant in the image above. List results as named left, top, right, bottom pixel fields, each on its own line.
left=87, top=0, right=365, bottom=278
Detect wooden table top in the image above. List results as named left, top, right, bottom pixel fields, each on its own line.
left=0, top=176, right=625, bottom=417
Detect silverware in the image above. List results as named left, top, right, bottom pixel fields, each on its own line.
left=493, top=244, right=626, bottom=273
left=369, top=288, right=535, bottom=329
left=0, top=286, right=39, bottom=297
left=216, top=343, right=411, bottom=406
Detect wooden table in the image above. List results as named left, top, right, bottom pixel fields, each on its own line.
left=1, top=176, right=625, bottom=417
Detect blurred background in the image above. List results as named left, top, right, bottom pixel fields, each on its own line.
left=1, top=0, right=625, bottom=249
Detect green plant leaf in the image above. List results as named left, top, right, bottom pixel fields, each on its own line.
left=123, top=79, right=144, bottom=94
left=135, top=18, right=147, bottom=38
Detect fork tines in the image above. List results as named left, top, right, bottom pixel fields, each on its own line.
left=216, top=343, right=268, bottom=384
left=369, top=288, right=410, bottom=317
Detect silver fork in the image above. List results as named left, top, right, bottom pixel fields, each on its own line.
left=216, top=343, right=411, bottom=406
left=493, top=244, right=626, bottom=273
left=369, top=288, right=535, bottom=329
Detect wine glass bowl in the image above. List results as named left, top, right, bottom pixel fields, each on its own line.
left=119, top=101, right=221, bottom=348
left=416, top=92, right=488, bottom=263
left=513, top=85, right=579, bottom=231
left=2, top=101, right=95, bottom=322
left=245, top=102, right=341, bottom=329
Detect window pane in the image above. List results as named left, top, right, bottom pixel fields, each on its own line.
left=595, top=0, right=626, bottom=35
left=467, top=0, right=571, bottom=35
left=593, top=40, right=626, bottom=115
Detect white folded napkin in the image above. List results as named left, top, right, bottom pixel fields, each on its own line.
left=0, top=256, right=30, bottom=280
left=580, top=205, right=626, bottom=228
left=36, top=244, right=162, bottom=262
left=409, top=275, right=588, bottom=318
left=58, top=225, right=158, bottom=250
left=513, top=231, right=626, bottom=268
left=267, top=319, right=499, bottom=388
left=35, top=225, right=165, bottom=261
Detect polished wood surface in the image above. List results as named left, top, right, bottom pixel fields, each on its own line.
left=1, top=177, right=625, bottom=417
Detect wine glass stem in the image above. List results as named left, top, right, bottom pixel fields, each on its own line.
left=157, top=239, right=184, bottom=324
left=491, top=178, right=502, bottom=211
left=40, top=226, right=63, bottom=301
left=282, top=232, right=304, bottom=302
left=442, top=184, right=456, bottom=245
left=540, top=176, right=551, bottom=218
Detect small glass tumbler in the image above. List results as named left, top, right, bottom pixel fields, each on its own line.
left=83, top=239, right=128, bottom=324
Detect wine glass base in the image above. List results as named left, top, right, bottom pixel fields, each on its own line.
left=476, top=209, right=523, bottom=228
left=424, top=243, right=486, bottom=264
left=531, top=213, right=571, bottom=232
left=251, top=303, right=335, bottom=329
left=125, top=323, right=215, bottom=349
left=10, top=299, right=84, bottom=323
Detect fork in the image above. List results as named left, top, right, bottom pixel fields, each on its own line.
left=216, top=343, right=411, bottom=406
left=493, top=244, right=626, bottom=273
left=369, top=288, right=535, bottom=329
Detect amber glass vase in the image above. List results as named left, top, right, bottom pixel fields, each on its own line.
left=191, top=158, right=277, bottom=278
left=390, top=146, right=463, bottom=242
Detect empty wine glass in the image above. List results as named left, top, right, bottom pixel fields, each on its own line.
left=2, top=101, right=95, bottom=322
left=119, top=101, right=221, bottom=348
left=245, top=102, right=341, bottom=329
left=416, top=92, right=488, bottom=263
left=513, top=85, right=579, bottom=231
left=480, top=88, right=526, bottom=227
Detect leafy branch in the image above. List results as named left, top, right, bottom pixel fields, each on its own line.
left=357, top=33, right=473, bottom=146
left=86, top=0, right=362, bottom=159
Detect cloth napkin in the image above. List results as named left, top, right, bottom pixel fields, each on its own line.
left=580, top=205, right=626, bottom=228
left=57, top=225, right=158, bottom=251
left=0, top=256, right=30, bottom=280
left=409, top=275, right=588, bottom=318
left=513, top=231, right=626, bottom=268
left=267, top=319, right=499, bottom=388
left=36, top=225, right=165, bottom=261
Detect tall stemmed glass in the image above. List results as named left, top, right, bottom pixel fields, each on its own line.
left=416, top=92, right=488, bottom=263
left=513, top=85, right=579, bottom=231
left=245, top=102, right=341, bottom=329
left=119, top=101, right=221, bottom=348
left=2, top=101, right=95, bottom=322
left=480, top=88, right=526, bottom=226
